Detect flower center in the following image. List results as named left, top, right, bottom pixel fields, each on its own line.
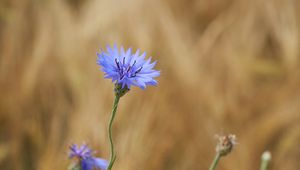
left=115, top=57, right=143, bottom=79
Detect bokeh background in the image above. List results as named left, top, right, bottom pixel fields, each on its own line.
left=1, top=0, right=300, bottom=169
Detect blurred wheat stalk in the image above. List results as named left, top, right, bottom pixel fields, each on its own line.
left=0, top=0, right=300, bottom=169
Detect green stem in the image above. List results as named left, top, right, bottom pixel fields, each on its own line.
left=260, top=151, right=271, bottom=170
left=260, top=161, right=269, bottom=170
left=107, top=95, right=121, bottom=170
left=209, top=153, right=221, bottom=170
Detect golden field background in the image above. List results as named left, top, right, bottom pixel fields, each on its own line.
left=1, top=0, right=300, bottom=169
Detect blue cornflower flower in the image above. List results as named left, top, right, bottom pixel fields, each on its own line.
left=69, top=144, right=108, bottom=170
left=97, top=44, right=160, bottom=90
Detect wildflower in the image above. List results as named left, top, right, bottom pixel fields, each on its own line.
left=97, top=44, right=160, bottom=170
left=69, top=144, right=108, bottom=170
left=97, top=44, right=160, bottom=90
left=215, top=134, right=237, bottom=156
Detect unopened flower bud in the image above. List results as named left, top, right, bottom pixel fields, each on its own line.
left=261, top=151, right=271, bottom=161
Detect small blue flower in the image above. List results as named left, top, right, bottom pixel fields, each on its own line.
left=97, top=44, right=160, bottom=90
left=69, top=144, right=108, bottom=170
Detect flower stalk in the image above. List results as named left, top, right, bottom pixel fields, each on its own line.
left=209, top=153, right=221, bottom=170
left=107, top=93, right=121, bottom=170
left=107, top=84, right=129, bottom=170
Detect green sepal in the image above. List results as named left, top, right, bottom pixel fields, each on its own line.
left=114, top=84, right=130, bottom=97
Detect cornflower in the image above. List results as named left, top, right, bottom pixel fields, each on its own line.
left=97, top=44, right=160, bottom=170
left=68, top=144, right=108, bottom=170
left=97, top=44, right=160, bottom=91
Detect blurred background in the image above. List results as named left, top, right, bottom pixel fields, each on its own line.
left=1, top=0, right=300, bottom=169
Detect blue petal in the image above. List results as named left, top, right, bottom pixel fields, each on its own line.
left=140, top=71, right=160, bottom=77
left=146, top=79, right=158, bottom=86
left=93, top=158, right=109, bottom=170
left=81, top=159, right=94, bottom=170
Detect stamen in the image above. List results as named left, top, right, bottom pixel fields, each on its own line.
left=127, top=60, right=137, bottom=76
left=131, top=60, right=137, bottom=68
left=115, top=58, right=124, bottom=75
left=127, top=66, right=132, bottom=72
left=135, top=66, right=143, bottom=74
left=123, top=57, right=125, bottom=65
left=115, top=58, right=120, bottom=70
left=127, top=60, right=136, bottom=73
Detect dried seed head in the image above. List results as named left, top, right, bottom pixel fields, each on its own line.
left=215, top=134, right=237, bottom=156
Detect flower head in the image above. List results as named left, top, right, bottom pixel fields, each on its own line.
left=69, top=144, right=108, bottom=170
left=215, top=134, right=237, bottom=156
left=97, top=44, right=160, bottom=90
